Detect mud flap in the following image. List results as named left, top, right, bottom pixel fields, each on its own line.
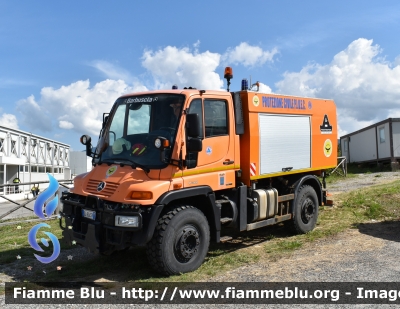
left=322, top=190, right=334, bottom=207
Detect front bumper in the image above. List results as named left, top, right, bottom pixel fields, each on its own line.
left=60, top=192, right=163, bottom=253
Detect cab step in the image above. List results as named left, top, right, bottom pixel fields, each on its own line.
left=220, top=217, right=232, bottom=224
left=325, top=199, right=334, bottom=206
left=215, top=199, right=231, bottom=204
left=220, top=236, right=233, bottom=243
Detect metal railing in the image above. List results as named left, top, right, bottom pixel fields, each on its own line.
left=329, top=156, right=347, bottom=177
left=0, top=179, right=73, bottom=221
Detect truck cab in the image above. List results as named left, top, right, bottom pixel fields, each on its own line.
left=61, top=89, right=241, bottom=274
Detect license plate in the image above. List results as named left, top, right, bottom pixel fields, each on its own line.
left=82, top=209, right=96, bottom=220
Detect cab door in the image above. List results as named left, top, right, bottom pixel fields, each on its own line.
left=184, top=96, right=236, bottom=190
left=197, top=99, right=230, bottom=166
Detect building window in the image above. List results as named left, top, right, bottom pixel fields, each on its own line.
left=46, top=167, right=52, bottom=173
left=38, top=166, right=45, bottom=173
left=0, top=165, right=3, bottom=191
left=379, top=127, right=385, bottom=143
left=31, top=166, right=37, bottom=172
left=19, top=165, right=29, bottom=173
left=344, top=140, right=348, bottom=152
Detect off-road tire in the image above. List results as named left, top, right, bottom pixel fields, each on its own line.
left=146, top=205, right=210, bottom=275
left=290, top=185, right=319, bottom=234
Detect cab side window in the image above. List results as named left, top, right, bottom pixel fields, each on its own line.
left=204, top=100, right=228, bottom=137
left=108, top=104, right=126, bottom=145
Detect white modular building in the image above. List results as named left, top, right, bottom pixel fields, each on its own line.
left=0, top=125, right=70, bottom=199
left=69, top=151, right=92, bottom=177
left=340, top=118, right=400, bottom=165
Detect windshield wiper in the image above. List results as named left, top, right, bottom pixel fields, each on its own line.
left=101, top=157, right=150, bottom=173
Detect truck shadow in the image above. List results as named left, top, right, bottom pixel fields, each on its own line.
left=355, top=220, right=400, bottom=243
left=0, top=224, right=295, bottom=283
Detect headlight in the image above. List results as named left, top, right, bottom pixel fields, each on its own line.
left=80, top=135, right=91, bottom=145
left=154, top=137, right=169, bottom=149
left=115, top=215, right=139, bottom=227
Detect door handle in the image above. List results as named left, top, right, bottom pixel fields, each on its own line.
left=223, top=160, right=234, bottom=165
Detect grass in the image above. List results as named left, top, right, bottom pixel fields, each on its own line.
left=1, top=179, right=400, bottom=285
left=0, top=218, right=70, bottom=265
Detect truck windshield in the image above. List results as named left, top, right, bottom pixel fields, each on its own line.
left=97, top=94, right=184, bottom=170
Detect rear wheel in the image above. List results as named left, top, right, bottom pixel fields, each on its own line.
left=146, top=205, right=210, bottom=275
left=290, top=185, right=319, bottom=234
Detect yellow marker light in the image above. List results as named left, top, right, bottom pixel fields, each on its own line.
left=130, top=191, right=153, bottom=200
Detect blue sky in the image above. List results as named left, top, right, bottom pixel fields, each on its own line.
left=1, top=1, right=400, bottom=150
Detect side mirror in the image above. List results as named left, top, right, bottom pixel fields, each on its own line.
left=187, top=138, right=202, bottom=152
left=80, top=135, right=92, bottom=157
left=186, top=113, right=200, bottom=138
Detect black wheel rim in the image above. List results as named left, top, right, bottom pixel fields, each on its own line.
left=301, top=198, right=315, bottom=224
left=174, top=225, right=200, bottom=263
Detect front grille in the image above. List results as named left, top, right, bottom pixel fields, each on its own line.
left=86, top=179, right=119, bottom=197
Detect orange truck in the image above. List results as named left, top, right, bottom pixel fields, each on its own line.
left=60, top=67, right=337, bottom=275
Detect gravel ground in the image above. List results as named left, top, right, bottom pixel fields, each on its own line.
left=327, top=171, right=400, bottom=193
left=2, top=172, right=400, bottom=308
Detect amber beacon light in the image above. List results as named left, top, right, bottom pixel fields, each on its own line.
left=224, top=67, right=233, bottom=92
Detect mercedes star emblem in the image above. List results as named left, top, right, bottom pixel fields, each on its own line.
left=97, top=182, right=106, bottom=192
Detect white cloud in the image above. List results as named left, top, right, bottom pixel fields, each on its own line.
left=16, top=95, right=53, bottom=131
left=193, top=40, right=200, bottom=50
left=142, top=45, right=223, bottom=90
left=0, top=113, right=19, bottom=129
left=59, top=120, right=74, bottom=129
left=275, top=38, right=400, bottom=136
left=141, top=42, right=277, bottom=90
left=0, top=78, right=34, bottom=88
left=17, top=79, right=143, bottom=136
left=395, top=55, right=400, bottom=67
left=16, top=42, right=276, bottom=139
left=89, top=60, right=133, bottom=82
left=222, top=42, right=278, bottom=67
left=257, top=82, right=272, bottom=94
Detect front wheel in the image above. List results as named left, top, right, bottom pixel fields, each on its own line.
left=146, top=205, right=210, bottom=275
left=290, top=185, right=319, bottom=234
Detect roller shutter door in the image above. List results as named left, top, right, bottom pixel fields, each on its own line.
left=259, top=114, right=311, bottom=174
